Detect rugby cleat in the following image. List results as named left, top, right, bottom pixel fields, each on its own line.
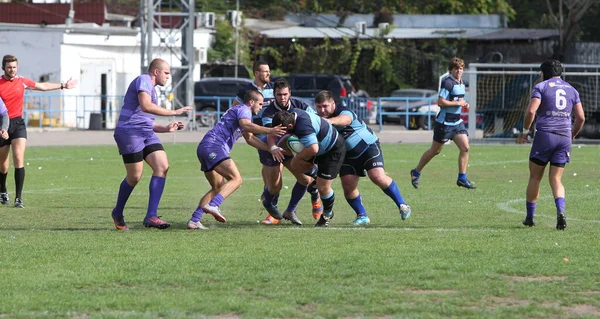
left=522, top=217, right=536, bottom=227
left=0, top=192, right=9, bottom=205
left=456, top=179, right=476, bottom=189
left=14, top=198, right=24, bottom=208
left=143, top=216, right=171, bottom=229
left=187, top=219, right=208, bottom=230
left=410, top=169, right=420, bottom=189
left=283, top=210, right=302, bottom=225
left=112, top=211, right=129, bottom=231
left=556, top=212, right=567, bottom=230
left=400, top=204, right=412, bottom=221
left=202, top=204, right=227, bottom=223
left=262, top=199, right=282, bottom=220
left=351, top=215, right=370, bottom=226
left=315, top=211, right=334, bottom=227
left=261, top=215, right=280, bottom=225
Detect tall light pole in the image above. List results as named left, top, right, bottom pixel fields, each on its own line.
left=234, top=0, right=239, bottom=78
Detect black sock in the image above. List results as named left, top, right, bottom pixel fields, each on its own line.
left=0, top=172, right=7, bottom=193
left=15, top=167, right=24, bottom=199
left=322, top=192, right=335, bottom=213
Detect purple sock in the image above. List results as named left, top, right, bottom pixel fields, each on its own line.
left=263, top=190, right=276, bottom=205
left=273, top=193, right=279, bottom=206
left=555, top=197, right=565, bottom=214
left=191, top=206, right=204, bottom=222
left=526, top=201, right=536, bottom=219
left=209, top=193, right=224, bottom=207
left=286, top=182, right=307, bottom=212
left=113, top=179, right=135, bottom=217
left=146, top=176, right=166, bottom=218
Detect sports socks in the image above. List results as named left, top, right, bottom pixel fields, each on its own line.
left=526, top=201, right=536, bottom=219
left=191, top=206, right=204, bottom=222
left=286, top=182, right=307, bottom=212
left=347, top=195, right=367, bottom=217
left=383, top=180, right=405, bottom=207
left=209, top=193, right=224, bottom=207
left=321, top=190, right=335, bottom=214
left=458, top=173, right=467, bottom=181
left=14, top=167, right=24, bottom=199
left=0, top=171, right=7, bottom=193
left=146, top=176, right=166, bottom=218
left=307, top=182, right=319, bottom=202
left=555, top=197, right=565, bottom=214
left=113, top=179, right=135, bottom=217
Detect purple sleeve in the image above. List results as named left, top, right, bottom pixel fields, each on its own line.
left=236, top=105, right=252, bottom=121
left=137, top=77, right=154, bottom=96
left=573, top=88, right=581, bottom=104
left=531, top=83, right=543, bottom=100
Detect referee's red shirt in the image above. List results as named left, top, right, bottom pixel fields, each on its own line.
left=0, top=76, right=36, bottom=119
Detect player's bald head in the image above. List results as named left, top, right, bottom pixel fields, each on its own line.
left=148, top=58, right=169, bottom=73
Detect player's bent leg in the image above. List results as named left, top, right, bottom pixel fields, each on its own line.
left=315, top=178, right=335, bottom=227
left=453, top=134, right=476, bottom=189
left=142, top=148, right=171, bottom=229
left=202, top=159, right=243, bottom=223
left=412, top=141, right=444, bottom=189
left=261, top=164, right=283, bottom=221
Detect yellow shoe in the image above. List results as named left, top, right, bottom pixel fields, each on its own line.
left=312, top=197, right=323, bottom=220
left=261, top=215, right=280, bottom=225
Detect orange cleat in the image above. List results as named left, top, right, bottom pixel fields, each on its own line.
left=261, top=214, right=280, bottom=225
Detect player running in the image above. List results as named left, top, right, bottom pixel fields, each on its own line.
left=315, top=90, right=411, bottom=225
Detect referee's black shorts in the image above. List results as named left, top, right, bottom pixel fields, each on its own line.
left=0, top=117, right=27, bottom=147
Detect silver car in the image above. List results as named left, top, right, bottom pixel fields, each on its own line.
left=379, top=89, right=439, bottom=129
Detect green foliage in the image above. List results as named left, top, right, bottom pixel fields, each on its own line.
left=206, top=19, right=251, bottom=67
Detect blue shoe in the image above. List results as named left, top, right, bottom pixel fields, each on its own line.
left=351, top=215, right=370, bottom=226
left=410, top=169, right=420, bottom=189
left=400, top=204, right=411, bottom=221
left=262, top=198, right=282, bottom=220
left=457, top=179, right=476, bottom=189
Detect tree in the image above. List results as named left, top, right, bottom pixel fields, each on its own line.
left=544, top=0, right=596, bottom=61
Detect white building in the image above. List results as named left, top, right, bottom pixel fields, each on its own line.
left=0, top=22, right=212, bottom=128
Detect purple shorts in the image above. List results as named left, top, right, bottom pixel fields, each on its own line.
left=257, top=135, right=292, bottom=166
left=530, top=130, right=571, bottom=165
left=114, top=130, right=161, bottom=155
left=197, top=141, right=230, bottom=172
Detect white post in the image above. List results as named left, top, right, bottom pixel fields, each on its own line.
left=468, top=65, right=477, bottom=138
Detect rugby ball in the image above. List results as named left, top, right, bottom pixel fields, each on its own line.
left=286, top=135, right=305, bottom=155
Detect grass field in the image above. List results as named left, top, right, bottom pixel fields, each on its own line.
left=1, top=141, right=600, bottom=319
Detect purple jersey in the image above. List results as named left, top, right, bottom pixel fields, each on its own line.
left=200, top=104, right=252, bottom=153
left=115, top=74, right=158, bottom=133
left=532, top=78, right=580, bottom=136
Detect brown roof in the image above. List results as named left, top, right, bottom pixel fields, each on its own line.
left=0, top=2, right=106, bottom=25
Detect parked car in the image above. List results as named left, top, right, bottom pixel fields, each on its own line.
left=379, top=89, right=439, bottom=129
left=194, top=77, right=254, bottom=126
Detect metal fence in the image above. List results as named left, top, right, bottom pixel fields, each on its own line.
left=20, top=93, right=446, bottom=132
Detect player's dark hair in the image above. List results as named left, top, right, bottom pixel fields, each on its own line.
left=314, top=90, right=334, bottom=104
left=272, top=110, right=295, bottom=127
left=253, top=60, right=269, bottom=73
left=540, top=59, right=563, bottom=81
left=448, top=57, right=465, bottom=71
left=244, top=89, right=263, bottom=104
left=2, top=55, right=17, bottom=70
left=273, top=78, right=290, bottom=92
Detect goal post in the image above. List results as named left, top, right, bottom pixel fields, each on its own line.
left=443, top=63, right=600, bottom=139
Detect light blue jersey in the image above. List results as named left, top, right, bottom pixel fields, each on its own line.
left=437, top=75, right=465, bottom=126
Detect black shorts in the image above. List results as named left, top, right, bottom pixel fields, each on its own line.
left=315, top=134, right=346, bottom=180
left=122, top=143, right=165, bottom=164
left=0, top=117, right=27, bottom=147
left=340, top=141, right=385, bottom=177
left=432, top=121, right=468, bottom=143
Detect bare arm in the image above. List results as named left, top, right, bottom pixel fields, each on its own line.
left=523, top=98, right=541, bottom=131
left=33, top=77, right=78, bottom=91
left=326, top=114, right=352, bottom=126
left=238, top=118, right=286, bottom=136
left=571, top=102, right=585, bottom=140
left=139, top=92, right=192, bottom=116
left=290, top=144, right=318, bottom=173
left=243, top=132, right=269, bottom=151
